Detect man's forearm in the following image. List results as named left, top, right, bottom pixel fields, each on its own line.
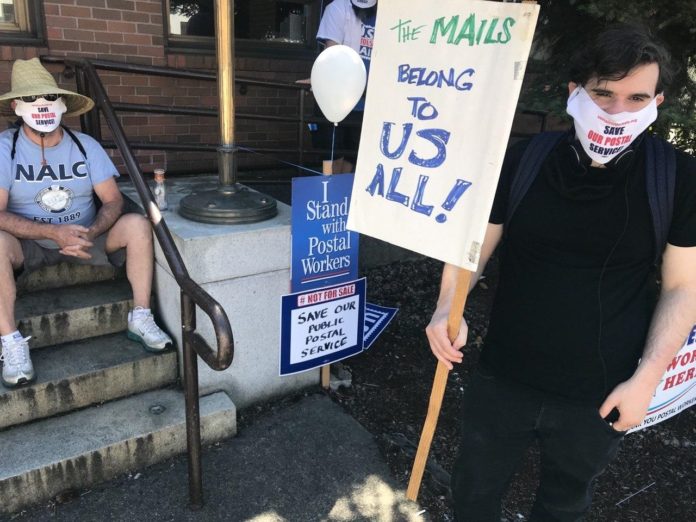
left=0, top=210, right=57, bottom=241
left=435, top=263, right=461, bottom=309
left=87, top=200, right=123, bottom=239
left=634, top=286, right=696, bottom=389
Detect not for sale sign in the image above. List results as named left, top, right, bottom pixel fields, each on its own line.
left=280, top=278, right=366, bottom=376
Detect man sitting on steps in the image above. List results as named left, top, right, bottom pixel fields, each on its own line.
left=0, top=58, right=172, bottom=388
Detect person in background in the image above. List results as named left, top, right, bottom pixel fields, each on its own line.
left=186, top=0, right=215, bottom=37
left=0, top=58, right=173, bottom=388
left=313, top=0, right=377, bottom=173
left=426, top=25, right=696, bottom=521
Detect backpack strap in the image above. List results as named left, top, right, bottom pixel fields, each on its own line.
left=505, top=131, right=566, bottom=226
left=643, top=135, right=676, bottom=265
left=10, top=117, right=22, bottom=160
left=10, top=128, right=20, bottom=160
left=504, top=131, right=676, bottom=265
left=61, top=124, right=88, bottom=159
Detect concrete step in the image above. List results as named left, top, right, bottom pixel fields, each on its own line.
left=0, top=389, right=236, bottom=514
left=16, top=262, right=123, bottom=295
left=15, top=279, right=133, bottom=350
left=0, top=333, right=178, bottom=430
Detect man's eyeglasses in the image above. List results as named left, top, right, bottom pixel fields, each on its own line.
left=19, top=94, right=60, bottom=102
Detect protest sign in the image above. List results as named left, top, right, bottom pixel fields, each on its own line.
left=629, top=324, right=696, bottom=433
left=280, top=279, right=366, bottom=376
left=347, top=0, right=539, bottom=271
left=291, top=174, right=397, bottom=352
left=364, top=302, right=399, bottom=349
left=343, top=0, right=540, bottom=500
left=292, top=174, right=359, bottom=292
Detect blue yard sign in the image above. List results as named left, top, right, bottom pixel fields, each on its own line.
left=291, top=174, right=359, bottom=293
left=286, top=173, right=398, bottom=373
left=280, top=278, right=366, bottom=376
left=363, top=302, right=399, bottom=349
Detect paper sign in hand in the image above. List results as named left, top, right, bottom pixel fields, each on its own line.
left=311, top=45, right=367, bottom=124
left=347, top=2, right=539, bottom=272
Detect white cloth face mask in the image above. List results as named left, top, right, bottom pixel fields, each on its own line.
left=14, top=97, right=67, bottom=133
left=566, top=86, right=658, bottom=165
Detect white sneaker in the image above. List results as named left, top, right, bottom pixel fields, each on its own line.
left=127, top=308, right=173, bottom=352
left=1, top=335, right=35, bottom=387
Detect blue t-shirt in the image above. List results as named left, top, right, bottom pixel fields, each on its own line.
left=0, top=126, right=119, bottom=248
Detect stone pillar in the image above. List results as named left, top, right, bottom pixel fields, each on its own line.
left=122, top=177, right=318, bottom=409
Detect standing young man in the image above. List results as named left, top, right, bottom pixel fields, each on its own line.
left=0, top=58, right=172, bottom=388
left=426, top=26, right=696, bottom=521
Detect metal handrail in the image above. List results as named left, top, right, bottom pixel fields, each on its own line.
left=45, top=56, right=234, bottom=508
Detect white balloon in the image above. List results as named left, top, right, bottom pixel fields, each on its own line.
left=311, top=45, right=367, bottom=124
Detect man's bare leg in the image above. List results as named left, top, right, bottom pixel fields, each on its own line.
left=324, top=158, right=355, bottom=175
left=0, top=231, right=34, bottom=387
left=105, top=213, right=153, bottom=308
left=0, top=231, right=24, bottom=336
left=106, top=213, right=172, bottom=352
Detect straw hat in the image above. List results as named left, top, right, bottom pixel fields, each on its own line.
left=0, top=58, right=94, bottom=117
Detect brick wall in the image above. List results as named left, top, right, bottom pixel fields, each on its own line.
left=0, top=0, right=315, bottom=178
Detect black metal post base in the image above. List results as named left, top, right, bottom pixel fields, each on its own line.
left=178, top=184, right=278, bottom=224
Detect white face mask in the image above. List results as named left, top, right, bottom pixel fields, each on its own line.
left=566, top=86, right=658, bottom=165
left=14, top=97, right=67, bottom=133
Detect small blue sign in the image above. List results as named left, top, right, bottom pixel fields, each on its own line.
left=364, top=303, right=399, bottom=349
left=280, top=278, right=366, bottom=376
left=291, top=174, right=359, bottom=292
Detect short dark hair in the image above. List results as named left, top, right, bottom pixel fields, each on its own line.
left=568, top=24, right=674, bottom=94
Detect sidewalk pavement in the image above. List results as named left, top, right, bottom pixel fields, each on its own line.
left=6, top=392, right=427, bottom=522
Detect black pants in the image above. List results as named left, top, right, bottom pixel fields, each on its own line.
left=452, top=367, right=626, bottom=522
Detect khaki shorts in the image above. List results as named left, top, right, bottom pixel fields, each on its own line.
left=18, top=232, right=126, bottom=276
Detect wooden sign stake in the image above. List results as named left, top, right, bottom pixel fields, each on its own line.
left=321, top=365, right=331, bottom=389
left=407, top=268, right=472, bottom=501
left=320, top=159, right=333, bottom=390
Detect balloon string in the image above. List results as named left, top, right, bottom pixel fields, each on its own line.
left=331, top=123, right=337, bottom=164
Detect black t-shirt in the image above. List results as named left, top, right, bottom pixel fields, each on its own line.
left=481, top=137, right=696, bottom=406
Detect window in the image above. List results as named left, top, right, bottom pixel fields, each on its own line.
left=0, top=0, right=43, bottom=44
left=166, top=0, right=320, bottom=56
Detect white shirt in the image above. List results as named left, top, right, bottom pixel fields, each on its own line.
left=316, top=0, right=375, bottom=70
